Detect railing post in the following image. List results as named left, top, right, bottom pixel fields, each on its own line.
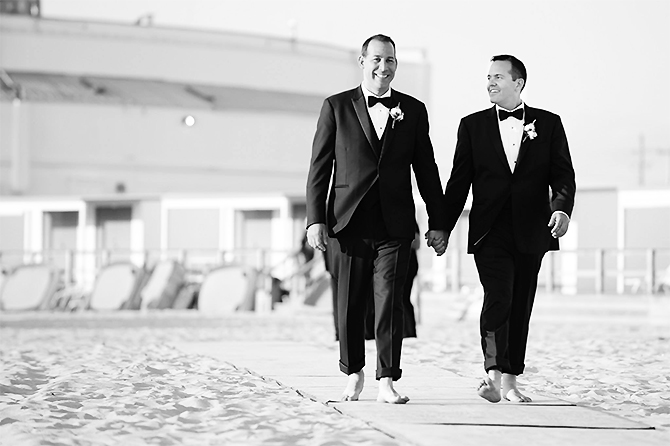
left=616, top=249, right=625, bottom=294
left=450, top=249, right=460, bottom=293
left=647, top=249, right=656, bottom=294
left=545, top=252, right=554, bottom=293
left=103, top=249, right=111, bottom=266
left=65, top=249, right=75, bottom=284
left=256, top=249, right=266, bottom=273
left=595, top=249, right=605, bottom=294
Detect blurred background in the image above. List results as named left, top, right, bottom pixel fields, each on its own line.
left=0, top=0, right=669, bottom=313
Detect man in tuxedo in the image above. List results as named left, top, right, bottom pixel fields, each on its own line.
left=443, top=55, right=575, bottom=403
left=306, top=34, right=447, bottom=404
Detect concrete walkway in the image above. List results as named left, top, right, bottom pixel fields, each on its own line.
left=175, top=340, right=667, bottom=446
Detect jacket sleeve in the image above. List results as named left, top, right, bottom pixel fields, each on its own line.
left=411, top=102, right=447, bottom=230
left=443, top=118, right=474, bottom=232
left=306, top=98, right=336, bottom=228
left=548, top=116, right=576, bottom=217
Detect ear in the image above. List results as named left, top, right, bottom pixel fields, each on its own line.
left=358, top=55, right=365, bottom=68
left=517, top=78, right=525, bottom=91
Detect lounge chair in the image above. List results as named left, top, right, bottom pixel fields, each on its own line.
left=0, top=264, right=63, bottom=311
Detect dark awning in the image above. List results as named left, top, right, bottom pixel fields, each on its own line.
left=0, top=71, right=323, bottom=114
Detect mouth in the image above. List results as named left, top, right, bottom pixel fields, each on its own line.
left=488, top=89, right=499, bottom=94
left=375, top=73, right=390, bottom=79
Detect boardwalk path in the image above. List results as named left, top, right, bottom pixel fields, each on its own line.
left=1, top=292, right=669, bottom=445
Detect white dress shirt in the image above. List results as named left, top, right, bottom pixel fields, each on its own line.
left=496, top=103, right=525, bottom=172
left=496, top=102, right=570, bottom=222
left=361, top=84, right=392, bottom=140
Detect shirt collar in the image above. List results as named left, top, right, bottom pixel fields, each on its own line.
left=361, top=84, right=392, bottom=101
left=496, top=101, right=525, bottom=114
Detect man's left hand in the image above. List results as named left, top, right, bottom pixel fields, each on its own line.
left=548, top=212, right=570, bottom=238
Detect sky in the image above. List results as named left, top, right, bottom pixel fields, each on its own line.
left=41, top=0, right=670, bottom=189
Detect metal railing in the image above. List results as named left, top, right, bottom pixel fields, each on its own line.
left=1, top=248, right=669, bottom=297
left=439, top=248, right=670, bottom=295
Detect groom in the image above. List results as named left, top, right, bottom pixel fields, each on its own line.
left=305, top=34, right=447, bottom=404
left=443, top=55, right=576, bottom=403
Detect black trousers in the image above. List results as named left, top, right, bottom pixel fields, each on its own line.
left=365, top=248, right=418, bottom=339
left=473, top=206, right=544, bottom=376
left=330, top=236, right=411, bottom=380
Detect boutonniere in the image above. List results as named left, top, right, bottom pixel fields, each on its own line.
left=389, top=103, right=404, bottom=129
left=522, top=119, right=537, bottom=142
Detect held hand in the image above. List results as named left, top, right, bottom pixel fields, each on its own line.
left=425, top=230, right=448, bottom=256
left=307, top=224, right=328, bottom=252
left=548, top=212, right=570, bottom=238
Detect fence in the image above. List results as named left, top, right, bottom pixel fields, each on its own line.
left=1, top=248, right=670, bottom=298
left=440, top=248, right=670, bottom=295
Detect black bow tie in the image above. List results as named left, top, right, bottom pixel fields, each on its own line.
left=498, top=108, right=524, bottom=121
left=368, top=96, right=392, bottom=108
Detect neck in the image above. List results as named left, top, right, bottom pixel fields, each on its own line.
left=498, top=98, right=522, bottom=111
left=363, top=83, right=390, bottom=97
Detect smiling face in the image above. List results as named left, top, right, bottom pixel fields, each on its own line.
left=359, top=39, right=397, bottom=96
left=487, top=60, right=524, bottom=110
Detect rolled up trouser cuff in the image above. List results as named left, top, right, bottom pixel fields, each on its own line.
left=484, top=357, right=510, bottom=373
left=508, top=363, right=525, bottom=376
left=340, top=359, right=365, bottom=376
left=376, top=367, right=402, bottom=381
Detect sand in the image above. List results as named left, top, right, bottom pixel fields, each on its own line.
left=1, top=295, right=669, bottom=445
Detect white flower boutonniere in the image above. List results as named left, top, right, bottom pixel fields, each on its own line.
left=390, top=103, right=404, bottom=129
left=523, top=119, right=537, bottom=142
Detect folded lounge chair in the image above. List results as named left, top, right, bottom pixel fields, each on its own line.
left=141, top=260, right=186, bottom=309
left=82, top=262, right=147, bottom=310
left=197, top=265, right=252, bottom=314
left=0, top=264, right=63, bottom=311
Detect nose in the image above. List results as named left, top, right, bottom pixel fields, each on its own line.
left=378, top=60, right=387, bottom=72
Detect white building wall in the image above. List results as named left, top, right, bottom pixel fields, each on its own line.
left=0, top=102, right=317, bottom=195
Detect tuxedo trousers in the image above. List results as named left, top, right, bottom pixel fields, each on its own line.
left=364, top=248, right=419, bottom=340
left=473, top=204, right=544, bottom=376
left=329, top=236, right=411, bottom=380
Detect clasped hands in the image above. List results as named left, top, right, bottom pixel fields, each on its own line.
left=425, top=230, right=448, bottom=256
left=307, top=224, right=449, bottom=256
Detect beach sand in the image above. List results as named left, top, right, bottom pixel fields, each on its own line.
left=1, top=293, right=669, bottom=445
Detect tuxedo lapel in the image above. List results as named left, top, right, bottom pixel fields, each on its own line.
left=486, top=106, right=511, bottom=173
left=515, top=106, right=537, bottom=167
left=351, top=87, right=380, bottom=157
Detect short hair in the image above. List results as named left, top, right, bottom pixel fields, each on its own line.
left=491, top=55, right=527, bottom=91
left=361, top=34, right=396, bottom=57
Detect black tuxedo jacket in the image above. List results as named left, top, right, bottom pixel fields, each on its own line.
left=444, top=105, right=576, bottom=254
left=306, top=86, right=446, bottom=238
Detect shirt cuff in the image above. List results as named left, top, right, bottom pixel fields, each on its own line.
left=553, top=210, right=570, bottom=220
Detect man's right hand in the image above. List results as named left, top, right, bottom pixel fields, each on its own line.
left=425, top=230, right=449, bottom=256
left=307, top=223, right=328, bottom=252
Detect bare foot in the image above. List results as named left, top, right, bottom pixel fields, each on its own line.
left=477, top=369, right=502, bottom=403
left=377, top=377, right=409, bottom=404
left=502, top=374, right=532, bottom=403
left=477, top=378, right=501, bottom=403
left=341, top=371, right=364, bottom=401
left=503, top=388, right=532, bottom=402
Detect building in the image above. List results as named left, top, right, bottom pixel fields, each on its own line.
left=2, top=12, right=669, bottom=297
left=0, top=12, right=435, bottom=291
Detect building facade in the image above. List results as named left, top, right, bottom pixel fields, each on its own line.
left=1, top=14, right=669, bottom=296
